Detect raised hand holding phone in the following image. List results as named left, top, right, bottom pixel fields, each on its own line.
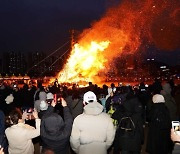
left=61, top=98, right=67, bottom=107
left=51, top=99, right=56, bottom=107
left=172, top=121, right=180, bottom=135
left=171, top=128, right=180, bottom=142
left=22, top=110, right=28, bottom=120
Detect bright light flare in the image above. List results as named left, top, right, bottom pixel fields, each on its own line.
left=57, top=41, right=110, bottom=83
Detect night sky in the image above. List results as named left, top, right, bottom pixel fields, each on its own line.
left=0, top=0, right=108, bottom=51
left=0, top=0, right=179, bottom=65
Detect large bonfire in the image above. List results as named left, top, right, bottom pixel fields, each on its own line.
left=57, top=0, right=180, bottom=84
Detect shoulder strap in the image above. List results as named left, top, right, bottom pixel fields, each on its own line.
left=119, top=116, right=135, bottom=131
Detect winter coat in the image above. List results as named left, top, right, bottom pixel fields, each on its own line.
left=0, top=110, right=7, bottom=153
left=161, top=83, right=177, bottom=120
left=5, top=119, right=41, bottom=154
left=40, top=106, right=73, bottom=154
left=161, top=92, right=177, bottom=121
left=146, top=103, right=173, bottom=154
left=0, top=110, right=5, bottom=145
left=70, top=98, right=83, bottom=119
left=0, top=110, right=5, bottom=135
left=70, top=102, right=115, bottom=154
left=112, top=97, right=144, bottom=152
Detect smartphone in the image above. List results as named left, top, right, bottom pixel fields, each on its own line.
left=54, top=94, right=57, bottom=103
left=54, top=93, right=62, bottom=104
left=56, top=93, right=62, bottom=104
left=27, top=108, right=33, bottom=114
left=47, top=99, right=53, bottom=104
left=172, top=121, right=180, bottom=135
left=22, top=107, right=33, bottom=114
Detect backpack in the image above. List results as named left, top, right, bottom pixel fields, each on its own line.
left=118, top=114, right=136, bottom=137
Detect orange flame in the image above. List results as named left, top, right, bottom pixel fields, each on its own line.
left=57, top=0, right=180, bottom=84
left=58, top=41, right=110, bottom=83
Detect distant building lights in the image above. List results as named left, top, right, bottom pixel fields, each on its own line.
left=162, top=69, right=170, bottom=72
left=160, top=66, right=166, bottom=69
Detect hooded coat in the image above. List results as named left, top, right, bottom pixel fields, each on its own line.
left=161, top=83, right=177, bottom=121
left=40, top=106, right=73, bottom=154
left=0, top=110, right=6, bottom=148
left=70, top=98, right=83, bottom=119
left=0, top=110, right=5, bottom=136
left=112, top=96, right=144, bottom=153
left=146, top=102, right=173, bottom=154
left=5, top=119, right=41, bottom=154
left=70, top=102, right=115, bottom=154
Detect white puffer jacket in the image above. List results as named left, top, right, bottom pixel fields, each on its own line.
left=70, top=102, right=115, bottom=154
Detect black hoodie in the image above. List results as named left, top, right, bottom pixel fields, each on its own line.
left=40, top=106, right=73, bottom=154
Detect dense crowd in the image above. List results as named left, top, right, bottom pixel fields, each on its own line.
left=0, top=78, right=180, bottom=154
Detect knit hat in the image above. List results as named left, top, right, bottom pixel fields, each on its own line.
left=39, top=91, right=47, bottom=101
left=5, top=94, right=14, bottom=104
left=83, top=91, right=97, bottom=103
left=40, top=100, right=48, bottom=111
left=46, top=92, right=54, bottom=100
left=152, top=94, right=165, bottom=103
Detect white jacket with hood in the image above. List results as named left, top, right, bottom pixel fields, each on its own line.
left=70, top=101, right=115, bottom=154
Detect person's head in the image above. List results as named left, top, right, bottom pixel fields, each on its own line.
left=83, top=91, right=97, bottom=105
left=8, top=108, right=22, bottom=125
left=39, top=91, right=47, bottom=101
left=111, top=83, right=115, bottom=88
left=99, top=94, right=105, bottom=99
left=152, top=94, right=165, bottom=103
left=162, top=82, right=172, bottom=94
left=23, top=84, right=29, bottom=90
left=89, top=82, right=92, bottom=86
left=40, top=100, right=48, bottom=111
left=41, top=113, right=64, bottom=137
left=46, top=92, right=54, bottom=104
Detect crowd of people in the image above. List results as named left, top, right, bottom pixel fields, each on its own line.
left=0, top=78, right=179, bottom=154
